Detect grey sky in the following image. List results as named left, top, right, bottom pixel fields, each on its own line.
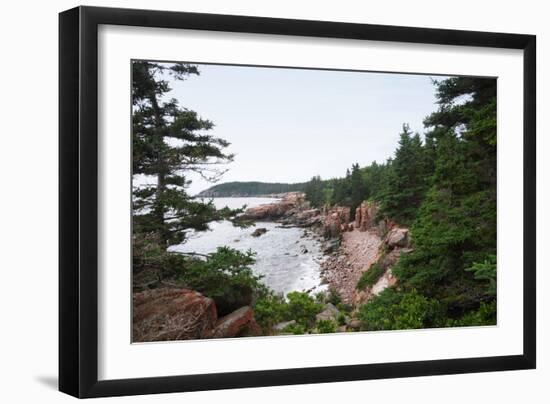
left=164, top=63, right=444, bottom=195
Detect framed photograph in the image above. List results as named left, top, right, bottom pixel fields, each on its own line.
left=59, top=6, right=536, bottom=398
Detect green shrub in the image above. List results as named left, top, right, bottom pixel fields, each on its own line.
left=282, top=322, right=307, bottom=335
left=316, top=319, right=337, bottom=334
left=285, top=291, right=323, bottom=328
left=177, top=246, right=267, bottom=315
left=446, top=301, right=496, bottom=327
left=356, top=262, right=386, bottom=290
left=314, top=288, right=341, bottom=306
left=314, top=292, right=325, bottom=304
left=337, top=313, right=347, bottom=326
left=253, top=293, right=287, bottom=331
left=326, top=288, right=342, bottom=306
left=359, top=288, right=443, bottom=331
left=336, top=302, right=353, bottom=314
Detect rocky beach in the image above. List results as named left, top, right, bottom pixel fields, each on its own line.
left=240, top=192, right=411, bottom=305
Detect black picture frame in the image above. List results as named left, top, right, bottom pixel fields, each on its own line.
left=59, top=5, right=536, bottom=398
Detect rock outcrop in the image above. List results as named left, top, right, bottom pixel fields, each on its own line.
left=324, top=212, right=342, bottom=239
left=133, top=288, right=261, bottom=342
left=207, top=306, right=255, bottom=339
left=315, top=303, right=340, bottom=322
left=384, top=227, right=410, bottom=249
left=273, top=320, right=296, bottom=331
left=321, top=200, right=411, bottom=305
left=323, top=206, right=351, bottom=239
left=289, top=208, right=322, bottom=227
left=355, top=201, right=379, bottom=232
left=353, top=228, right=411, bottom=305
left=242, top=192, right=306, bottom=220
left=133, top=288, right=217, bottom=342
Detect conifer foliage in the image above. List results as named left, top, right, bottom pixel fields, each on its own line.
left=302, top=77, right=497, bottom=327
left=394, top=77, right=497, bottom=320
left=132, top=61, right=245, bottom=250
left=378, top=124, right=430, bottom=224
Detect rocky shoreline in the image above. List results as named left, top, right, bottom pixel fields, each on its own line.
left=242, top=192, right=411, bottom=305
left=133, top=192, right=412, bottom=341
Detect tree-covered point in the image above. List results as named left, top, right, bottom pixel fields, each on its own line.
left=196, top=181, right=308, bottom=197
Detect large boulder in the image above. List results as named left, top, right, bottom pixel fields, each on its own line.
left=273, top=320, right=296, bottom=331
left=207, top=306, right=254, bottom=339
left=347, top=319, right=362, bottom=330
left=214, top=285, right=254, bottom=316
left=385, top=228, right=409, bottom=248
left=315, top=303, right=340, bottom=322
left=239, top=317, right=263, bottom=337
left=133, top=288, right=217, bottom=342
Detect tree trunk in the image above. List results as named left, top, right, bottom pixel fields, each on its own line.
left=149, top=90, right=169, bottom=249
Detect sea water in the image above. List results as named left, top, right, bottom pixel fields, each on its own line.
left=169, top=197, right=326, bottom=296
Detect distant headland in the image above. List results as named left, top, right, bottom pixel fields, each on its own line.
left=196, top=181, right=308, bottom=198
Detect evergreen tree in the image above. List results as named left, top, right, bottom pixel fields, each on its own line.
left=363, top=161, right=390, bottom=201
left=132, top=61, right=244, bottom=250
left=305, top=175, right=325, bottom=208
left=394, top=77, right=497, bottom=319
left=332, top=168, right=352, bottom=207
left=350, top=163, right=367, bottom=219
left=378, top=124, right=429, bottom=224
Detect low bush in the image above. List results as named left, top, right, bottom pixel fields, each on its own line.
left=359, top=288, right=443, bottom=331
left=356, top=262, right=386, bottom=290
left=326, top=288, right=342, bottom=306
left=176, top=246, right=267, bottom=315
left=282, top=322, right=307, bottom=335
left=316, top=319, right=337, bottom=334
left=285, top=291, right=323, bottom=328
left=337, top=313, right=347, bottom=326
left=446, top=301, right=496, bottom=327
left=253, top=293, right=287, bottom=331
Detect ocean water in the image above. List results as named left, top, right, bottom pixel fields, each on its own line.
left=169, top=197, right=327, bottom=296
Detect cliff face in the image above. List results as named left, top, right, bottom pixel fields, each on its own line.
left=320, top=200, right=411, bottom=305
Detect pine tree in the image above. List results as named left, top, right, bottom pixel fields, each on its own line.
left=132, top=61, right=243, bottom=250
